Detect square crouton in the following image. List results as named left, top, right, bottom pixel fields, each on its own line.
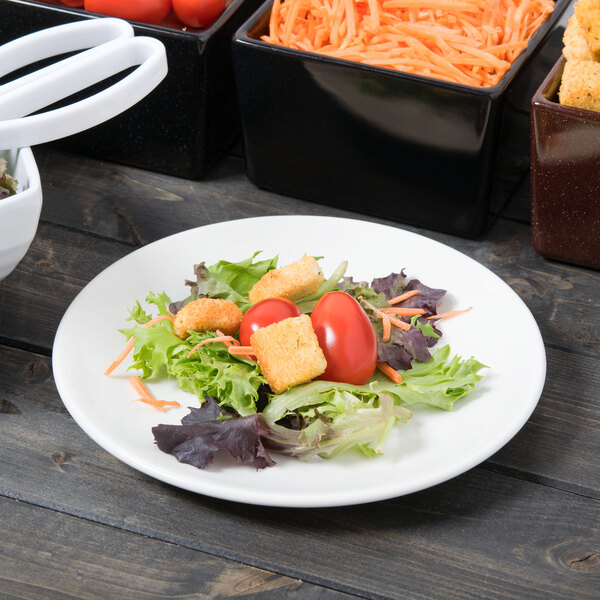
left=250, top=315, right=327, bottom=394
left=248, top=256, right=324, bottom=304
left=574, top=0, right=600, bottom=57
left=559, top=59, right=600, bottom=112
left=563, top=15, right=594, bottom=61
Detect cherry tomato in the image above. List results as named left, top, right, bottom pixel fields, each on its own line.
left=172, top=0, right=226, bottom=28
left=310, top=291, right=377, bottom=385
left=59, top=0, right=84, bottom=7
left=84, top=0, right=172, bottom=25
left=239, top=298, right=302, bottom=346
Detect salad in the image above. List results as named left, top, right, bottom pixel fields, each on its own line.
left=0, top=158, right=18, bottom=200
left=105, top=253, right=487, bottom=469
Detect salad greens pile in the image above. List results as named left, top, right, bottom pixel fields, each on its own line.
left=0, top=158, right=18, bottom=200
left=117, top=253, right=487, bottom=469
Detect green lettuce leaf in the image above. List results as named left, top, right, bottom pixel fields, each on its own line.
left=261, top=345, right=487, bottom=458
left=120, top=295, right=266, bottom=416
left=182, top=252, right=279, bottom=311
left=263, top=393, right=410, bottom=460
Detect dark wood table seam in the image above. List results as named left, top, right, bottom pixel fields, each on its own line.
left=37, top=218, right=141, bottom=250
left=478, top=461, right=600, bottom=500
left=0, top=338, right=51, bottom=358
left=0, top=492, right=382, bottom=600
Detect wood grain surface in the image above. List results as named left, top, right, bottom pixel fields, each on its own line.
left=1, top=144, right=598, bottom=600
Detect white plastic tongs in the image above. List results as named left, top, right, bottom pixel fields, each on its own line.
left=0, top=18, right=168, bottom=149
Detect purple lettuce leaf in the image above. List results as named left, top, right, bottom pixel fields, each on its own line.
left=152, top=398, right=276, bottom=469
left=377, top=326, right=432, bottom=370
left=343, top=274, right=445, bottom=369
left=181, top=396, right=228, bottom=423
left=370, top=271, right=406, bottom=297
left=413, top=315, right=442, bottom=348
left=397, top=279, right=446, bottom=315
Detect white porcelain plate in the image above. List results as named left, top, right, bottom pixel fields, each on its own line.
left=53, top=216, right=546, bottom=507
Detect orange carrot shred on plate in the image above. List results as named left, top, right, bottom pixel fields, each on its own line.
left=376, top=361, right=403, bottom=383
left=104, top=314, right=174, bottom=376
left=187, top=335, right=241, bottom=358
left=104, top=338, right=135, bottom=377
left=360, top=297, right=412, bottom=332
left=381, top=307, right=426, bottom=317
left=261, top=0, right=555, bottom=87
left=388, top=314, right=411, bottom=331
left=382, top=314, right=392, bottom=342
left=228, top=346, right=257, bottom=360
left=427, top=306, right=473, bottom=320
left=388, top=289, right=421, bottom=305
left=128, top=376, right=180, bottom=411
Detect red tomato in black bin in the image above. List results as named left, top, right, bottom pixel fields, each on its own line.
left=172, top=0, right=226, bottom=28
left=84, top=0, right=172, bottom=25
left=310, top=291, right=378, bottom=385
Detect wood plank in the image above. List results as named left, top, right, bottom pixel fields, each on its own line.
left=0, top=346, right=598, bottom=600
left=0, top=496, right=356, bottom=600
left=34, top=147, right=355, bottom=247
left=487, top=345, right=600, bottom=496
left=0, top=222, right=132, bottom=352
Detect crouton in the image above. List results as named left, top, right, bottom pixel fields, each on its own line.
left=574, top=0, right=600, bottom=58
left=563, top=15, right=594, bottom=61
left=248, top=256, right=324, bottom=304
left=173, top=298, right=243, bottom=339
left=250, top=315, right=327, bottom=394
left=559, top=59, right=600, bottom=112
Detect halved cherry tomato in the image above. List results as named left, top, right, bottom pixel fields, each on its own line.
left=310, top=291, right=377, bottom=385
left=172, top=0, right=226, bottom=28
left=84, top=0, right=172, bottom=25
left=239, top=298, right=302, bottom=347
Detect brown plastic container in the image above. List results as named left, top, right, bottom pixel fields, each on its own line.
left=530, top=56, right=600, bottom=270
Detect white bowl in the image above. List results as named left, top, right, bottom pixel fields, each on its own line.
left=0, top=147, right=42, bottom=280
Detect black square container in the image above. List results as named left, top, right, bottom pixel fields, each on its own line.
left=232, top=0, right=570, bottom=237
left=0, top=0, right=263, bottom=178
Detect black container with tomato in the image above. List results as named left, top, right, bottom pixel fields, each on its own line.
left=0, top=0, right=262, bottom=178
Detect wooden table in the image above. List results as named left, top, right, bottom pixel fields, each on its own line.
left=1, top=139, right=598, bottom=599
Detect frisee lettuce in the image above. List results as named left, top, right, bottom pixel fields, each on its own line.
left=172, top=252, right=279, bottom=313
left=121, top=292, right=266, bottom=416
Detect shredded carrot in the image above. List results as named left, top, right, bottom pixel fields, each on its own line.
left=388, top=314, right=411, bottom=331
left=128, top=376, right=180, bottom=411
left=187, top=335, right=240, bottom=358
left=104, top=315, right=173, bottom=376
left=427, top=306, right=472, bottom=320
left=228, top=346, right=257, bottom=360
left=388, top=289, right=421, bottom=305
left=381, top=307, right=426, bottom=317
left=215, top=329, right=234, bottom=345
left=376, top=361, right=403, bottom=383
left=360, top=297, right=412, bottom=331
left=104, top=339, right=135, bottom=377
left=382, top=314, right=392, bottom=342
left=261, top=0, right=554, bottom=87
